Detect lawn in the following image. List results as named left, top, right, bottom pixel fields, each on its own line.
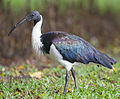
left=0, top=61, right=120, bottom=98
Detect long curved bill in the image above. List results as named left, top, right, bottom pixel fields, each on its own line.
left=8, top=17, right=27, bottom=36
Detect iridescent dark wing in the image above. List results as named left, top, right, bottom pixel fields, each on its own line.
left=52, top=34, right=96, bottom=64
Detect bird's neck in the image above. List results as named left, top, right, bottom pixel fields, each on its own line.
left=32, top=20, right=42, bottom=37
left=32, top=20, right=43, bottom=55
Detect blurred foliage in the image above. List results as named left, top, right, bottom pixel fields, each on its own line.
left=2, top=0, right=120, bottom=15
left=94, top=0, right=120, bottom=14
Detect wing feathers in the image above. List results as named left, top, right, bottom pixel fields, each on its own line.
left=41, top=31, right=117, bottom=69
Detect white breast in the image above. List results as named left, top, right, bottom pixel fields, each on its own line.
left=32, top=20, right=43, bottom=55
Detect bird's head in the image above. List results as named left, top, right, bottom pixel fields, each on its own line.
left=8, top=11, right=42, bottom=36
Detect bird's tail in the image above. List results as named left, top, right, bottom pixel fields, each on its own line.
left=94, top=50, right=117, bottom=69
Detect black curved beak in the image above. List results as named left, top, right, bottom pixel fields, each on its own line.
left=8, top=11, right=40, bottom=36
left=8, top=14, right=33, bottom=36
left=8, top=17, right=27, bottom=36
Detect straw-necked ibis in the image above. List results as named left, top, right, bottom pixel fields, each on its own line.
left=8, top=11, right=117, bottom=94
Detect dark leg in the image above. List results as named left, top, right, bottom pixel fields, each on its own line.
left=64, top=70, right=70, bottom=95
left=71, top=67, right=78, bottom=90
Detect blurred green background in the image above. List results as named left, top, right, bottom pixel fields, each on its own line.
left=0, top=0, right=120, bottom=66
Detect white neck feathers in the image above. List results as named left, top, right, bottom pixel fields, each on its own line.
left=32, top=15, right=43, bottom=37
left=32, top=15, right=43, bottom=55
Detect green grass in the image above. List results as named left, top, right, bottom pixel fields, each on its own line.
left=0, top=62, right=120, bottom=98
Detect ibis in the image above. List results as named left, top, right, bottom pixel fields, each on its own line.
left=8, top=11, right=117, bottom=94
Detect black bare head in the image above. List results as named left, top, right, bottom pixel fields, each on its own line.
left=8, top=11, right=41, bottom=36
left=27, top=11, right=41, bottom=25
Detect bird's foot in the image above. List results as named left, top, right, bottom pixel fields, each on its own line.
left=75, top=86, right=78, bottom=90
left=63, top=91, right=66, bottom=95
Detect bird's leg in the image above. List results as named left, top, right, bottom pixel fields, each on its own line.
left=64, top=70, right=70, bottom=95
left=71, top=67, right=78, bottom=90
